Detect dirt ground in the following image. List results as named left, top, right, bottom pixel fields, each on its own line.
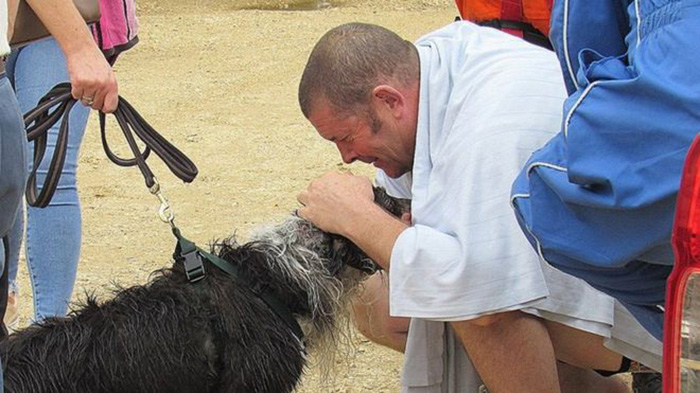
left=12, top=1, right=457, bottom=392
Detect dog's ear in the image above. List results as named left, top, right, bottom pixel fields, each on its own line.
left=372, top=187, right=411, bottom=218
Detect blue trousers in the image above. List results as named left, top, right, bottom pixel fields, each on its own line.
left=3, top=38, right=90, bottom=321
left=0, top=70, right=28, bottom=393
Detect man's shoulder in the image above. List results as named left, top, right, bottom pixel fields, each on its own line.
left=417, top=21, right=549, bottom=54
left=417, top=21, right=561, bottom=81
left=415, top=21, right=477, bottom=43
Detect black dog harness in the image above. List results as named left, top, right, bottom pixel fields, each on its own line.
left=24, top=84, right=305, bottom=346
left=172, top=228, right=306, bottom=344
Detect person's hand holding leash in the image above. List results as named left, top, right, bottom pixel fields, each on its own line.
left=67, top=46, right=118, bottom=112
left=25, top=0, right=119, bottom=113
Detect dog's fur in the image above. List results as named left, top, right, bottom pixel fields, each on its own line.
left=0, top=188, right=410, bottom=393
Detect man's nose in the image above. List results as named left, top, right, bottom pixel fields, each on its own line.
left=338, top=143, right=357, bottom=164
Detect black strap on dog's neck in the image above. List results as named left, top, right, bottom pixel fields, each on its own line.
left=23, top=83, right=198, bottom=207
left=172, top=228, right=306, bottom=344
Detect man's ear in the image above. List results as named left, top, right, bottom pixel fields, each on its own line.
left=372, top=85, right=404, bottom=116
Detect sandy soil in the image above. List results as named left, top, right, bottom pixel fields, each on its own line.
left=12, top=1, right=458, bottom=392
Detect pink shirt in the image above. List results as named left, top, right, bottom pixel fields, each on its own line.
left=91, top=0, right=139, bottom=58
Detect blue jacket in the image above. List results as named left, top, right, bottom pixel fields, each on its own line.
left=511, top=0, right=700, bottom=338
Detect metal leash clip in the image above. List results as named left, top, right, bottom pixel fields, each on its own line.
left=149, top=177, right=176, bottom=230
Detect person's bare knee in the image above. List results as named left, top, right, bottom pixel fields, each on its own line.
left=352, top=272, right=408, bottom=352
left=544, top=320, right=623, bottom=372
left=452, top=311, right=561, bottom=393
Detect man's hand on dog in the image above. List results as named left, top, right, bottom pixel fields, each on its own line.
left=298, top=172, right=408, bottom=270
left=297, top=172, right=376, bottom=237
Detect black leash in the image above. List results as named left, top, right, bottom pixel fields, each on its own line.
left=23, top=82, right=198, bottom=207
left=23, top=83, right=305, bottom=346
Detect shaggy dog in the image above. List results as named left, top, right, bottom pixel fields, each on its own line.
left=0, top=188, right=410, bottom=393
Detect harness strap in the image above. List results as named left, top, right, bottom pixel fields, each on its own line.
left=172, top=229, right=306, bottom=344
left=22, top=83, right=198, bottom=207
left=174, top=231, right=206, bottom=283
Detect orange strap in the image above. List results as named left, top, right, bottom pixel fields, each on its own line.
left=454, top=0, right=551, bottom=37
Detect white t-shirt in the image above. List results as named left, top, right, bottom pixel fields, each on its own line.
left=386, top=20, right=582, bottom=320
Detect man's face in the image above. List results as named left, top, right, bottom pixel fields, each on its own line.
left=308, top=100, right=414, bottom=178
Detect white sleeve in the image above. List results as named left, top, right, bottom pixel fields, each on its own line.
left=374, top=171, right=412, bottom=199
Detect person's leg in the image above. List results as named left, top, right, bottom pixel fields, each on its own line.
left=556, top=362, right=628, bottom=393
left=452, top=311, right=561, bottom=393
left=352, top=271, right=409, bottom=352
left=3, top=209, right=24, bottom=331
left=452, top=311, right=632, bottom=393
left=2, top=46, right=27, bottom=332
left=11, top=38, right=90, bottom=321
left=543, top=319, right=625, bottom=371
left=0, top=68, right=30, bottom=393
left=354, top=271, right=636, bottom=392
left=480, top=362, right=630, bottom=393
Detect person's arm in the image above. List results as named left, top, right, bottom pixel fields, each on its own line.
left=26, top=0, right=118, bottom=113
left=7, top=0, right=19, bottom=40
left=297, top=172, right=407, bottom=270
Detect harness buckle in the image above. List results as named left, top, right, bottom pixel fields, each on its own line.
left=182, top=249, right=206, bottom=283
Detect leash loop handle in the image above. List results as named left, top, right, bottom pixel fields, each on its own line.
left=23, top=84, right=75, bottom=207
left=23, top=83, right=198, bottom=208
left=100, top=96, right=198, bottom=188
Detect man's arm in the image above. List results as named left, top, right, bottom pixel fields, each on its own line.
left=25, top=0, right=118, bottom=112
left=297, top=172, right=407, bottom=270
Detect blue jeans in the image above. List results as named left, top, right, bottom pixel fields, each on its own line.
left=4, top=38, right=90, bottom=321
left=0, top=70, right=28, bottom=393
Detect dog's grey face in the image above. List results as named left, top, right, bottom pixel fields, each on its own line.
left=270, top=217, right=367, bottom=277
left=239, top=187, right=411, bottom=344
left=289, top=187, right=411, bottom=277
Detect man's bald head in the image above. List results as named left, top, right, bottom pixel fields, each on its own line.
left=298, top=23, right=419, bottom=119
